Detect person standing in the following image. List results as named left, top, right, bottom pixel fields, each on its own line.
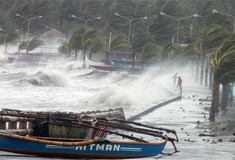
left=177, top=76, right=183, bottom=96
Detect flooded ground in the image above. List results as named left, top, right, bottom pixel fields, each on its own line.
left=0, top=55, right=234, bottom=159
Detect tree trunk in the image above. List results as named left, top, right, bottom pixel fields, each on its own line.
left=209, top=80, right=219, bottom=122
left=75, top=49, right=78, bottom=60
left=83, top=50, right=86, bottom=68
left=200, top=57, right=205, bottom=85
left=105, top=52, right=110, bottom=64
left=209, top=69, right=213, bottom=89
left=195, top=56, right=200, bottom=83
left=221, top=83, right=229, bottom=111
left=204, top=61, right=208, bottom=87
left=132, top=52, right=135, bottom=69
left=5, top=44, right=8, bottom=53
left=89, top=53, right=92, bottom=60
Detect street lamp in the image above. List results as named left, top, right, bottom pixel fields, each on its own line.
left=71, top=15, right=101, bottom=27
left=160, top=12, right=198, bottom=44
left=16, top=14, right=42, bottom=40
left=115, top=13, right=147, bottom=44
left=212, top=9, right=235, bottom=33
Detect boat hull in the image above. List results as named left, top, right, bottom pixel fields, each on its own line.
left=0, top=136, right=166, bottom=159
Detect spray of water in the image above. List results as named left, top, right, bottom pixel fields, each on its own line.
left=90, top=70, right=173, bottom=109
left=15, top=69, right=70, bottom=87
left=0, top=46, right=9, bottom=63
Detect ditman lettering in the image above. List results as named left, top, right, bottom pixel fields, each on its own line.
left=75, top=144, right=120, bottom=152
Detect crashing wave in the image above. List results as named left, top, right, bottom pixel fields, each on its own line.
left=14, top=70, right=69, bottom=87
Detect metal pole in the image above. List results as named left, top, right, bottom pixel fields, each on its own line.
left=16, top=14, right=42, bottom=41
left=72, top=15, right=101, bottom=27
left=212, top=10, right=235, bottom=33
left=128, top=20, right=131, bottom=44
left=177, top=19, right=180, bottom=44
left=160, top=12, right=197, bottom=44
left=27, top=20, right=30, bottom=40
left=108, top=32, right=112, bottom=51
left=115, top=13, right=147, bottom=45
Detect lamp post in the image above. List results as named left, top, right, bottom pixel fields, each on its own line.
left=16, top=14, right=42, bottom=40
left=71, top=15, right=101, bottom=27
left=115, top=13, right=147, bottom=44
left=160, top=12, right=198, bottom=44
left=212, top=9, right=235, bottom=33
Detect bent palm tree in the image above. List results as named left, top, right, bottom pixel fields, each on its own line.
left=88, top=36, right=106, bottom=59
left=26, top=37, right=44, bottom=54
left=4, top=31, right=20, bottom=53
left=141, top=42, right=162, bottom=69
left=58, top=42, right=72, bottom=58
left=106, top=33, right=130, bottom=61
left=209, top=35, right=235, bottom=121
left=69, top=27, right=86, bottom=60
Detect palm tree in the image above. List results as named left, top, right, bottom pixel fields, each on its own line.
left=69, top=27, right=101, bottom=66
left=81, top=28, right=102, bottom=66
left=4, top=30, right=20, bottom=53
left=58, top=42, right=72, bottom=58
left=193, top=24, right=230, bottom=86
left=209, top=35, right=235, bottom=121
left=88, top=36, right=106, bottom=59
left=141, top=42, right=162, bottom=69
left=182, top=43, right=198, bottom=71
left=161, top=44, right=186, bottom=67
left=69, top=27, right=86, bottom=60
left=26, top=37, right=44, bottom=54
left=18, top=41, right=28, bottom=53
left=106, top=33, right=130, bottom=62
left=132, top=32, right=155, bottom=69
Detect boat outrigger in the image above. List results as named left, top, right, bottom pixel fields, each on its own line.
left=0, top=108, right=179, bottom=159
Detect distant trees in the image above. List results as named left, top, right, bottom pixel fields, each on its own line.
left=209, top=35, right=235, bottom=121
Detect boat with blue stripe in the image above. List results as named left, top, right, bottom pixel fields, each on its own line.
left=0, top=133, right=168, bottom=159
left=0, top=108, right=179, bottom=159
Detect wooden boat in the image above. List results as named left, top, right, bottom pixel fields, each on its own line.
left=0, top=108, right=125, bottom=138
left=0, top=132, right=167, bottom=159
left=86, top=55, right=143, bottom=73
left=0, top=108, right=178, bottom=159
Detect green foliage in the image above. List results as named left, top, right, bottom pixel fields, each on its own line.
left=26, top=37, right=44, bottom=53
left=58, top=42, right=72, bottom=55
left=194, top=24, right=230, bottom=56
left=89, top=36, right=106, bottom=53
left=19, top=41, right=28, bottom=50
left=0, top=34, right=5, bottom=44
left=132, top=32, right=154, bottom=52
left=161, top=43, right=188, bottom=61
left=142, top=42, right=162, bottom=60
left=4, top=30, right=20, bottom=44
left=69, top=27, right=86, bottom=50
left=109, top=33, right=130, bottom=51
left=210, top=34, right=235, bottom=83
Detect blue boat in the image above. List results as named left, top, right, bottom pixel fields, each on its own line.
left=0, top=108, right=178, bottom=159
left=0, top=132, right=168, bottom=159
